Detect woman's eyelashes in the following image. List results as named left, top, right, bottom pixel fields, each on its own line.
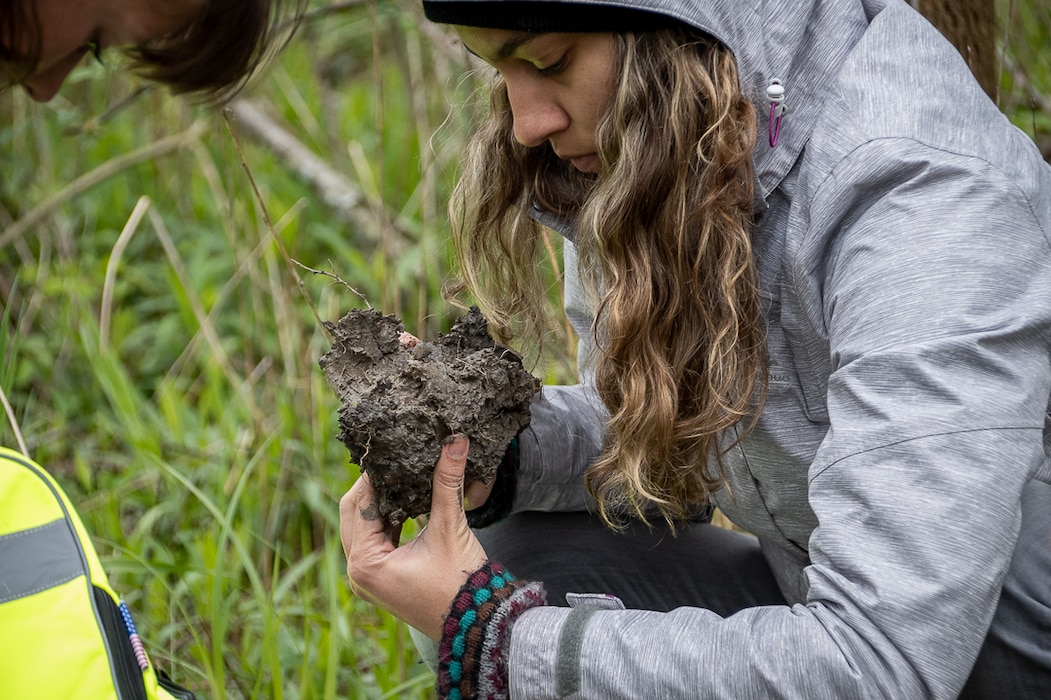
left=536, top=55, right=568, bottom=77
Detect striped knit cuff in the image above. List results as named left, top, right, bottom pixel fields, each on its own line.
left=436, top=561, right=546, bottom=700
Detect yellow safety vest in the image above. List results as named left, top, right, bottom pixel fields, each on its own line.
left=0, top=447, right=197, bottom=699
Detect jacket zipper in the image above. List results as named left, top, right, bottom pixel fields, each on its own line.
left=93, top=587, right=149, bottom=700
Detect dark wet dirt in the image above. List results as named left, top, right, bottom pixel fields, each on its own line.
left=320, top=307, right=540, bottom=524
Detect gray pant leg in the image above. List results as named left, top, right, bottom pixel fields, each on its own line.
left=960, top=479, right=1051, bottom=699
left=475, top=511, right=786, bottom=614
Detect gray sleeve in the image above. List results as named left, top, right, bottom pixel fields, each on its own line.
left=506, top=144, right=1051, bottom=698
left=514, top=240, right=609, bottom=513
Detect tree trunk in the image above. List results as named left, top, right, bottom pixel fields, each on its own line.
left=914, top=0, right=999, bottom=101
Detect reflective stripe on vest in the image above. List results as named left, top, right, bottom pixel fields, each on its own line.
left=0, top=518, right=84, bottom=604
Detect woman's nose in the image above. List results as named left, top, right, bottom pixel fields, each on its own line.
left=22, top=49, right=86, bottom=102
left=506, top=79, right=570, bottom=147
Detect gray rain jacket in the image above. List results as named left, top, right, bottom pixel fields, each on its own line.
left=433, top=0, right=1051, bottom=697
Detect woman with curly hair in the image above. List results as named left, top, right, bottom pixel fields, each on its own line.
left=342, top=1, right=1051, bottom=697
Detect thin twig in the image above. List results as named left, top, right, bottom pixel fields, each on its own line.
left=225, top=98, right=379, bottom=233
left=1004, top=53, right=1051, bottom=116
left=0, top=382, right=29, bottom=457
left=222, top=108, right=327, bottom=331
left=291, top=258, right=371, bottom=308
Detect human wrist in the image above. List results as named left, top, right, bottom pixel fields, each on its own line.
left=436, top=560, right=546, bottom=700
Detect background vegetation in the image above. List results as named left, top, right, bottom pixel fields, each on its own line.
left=1, top=1, right=1048, bottom=698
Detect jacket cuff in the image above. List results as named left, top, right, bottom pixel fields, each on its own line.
left=436, top=561, right=546, bottom=699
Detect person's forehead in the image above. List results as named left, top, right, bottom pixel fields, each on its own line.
left=454, top=26, right=544, bottom=61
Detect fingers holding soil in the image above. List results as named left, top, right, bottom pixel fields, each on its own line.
left=430, top=435, right=469, bottom=520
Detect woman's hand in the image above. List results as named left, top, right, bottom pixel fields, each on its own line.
left=340, top=434, right=488, bottom=640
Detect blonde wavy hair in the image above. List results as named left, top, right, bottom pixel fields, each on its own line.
left=448, top=26, right=766, bottom=528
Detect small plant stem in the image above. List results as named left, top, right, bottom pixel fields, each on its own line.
left=290, top=259, right=372, bottom=308
left=0, top=382, right=28, bottom=456
left=222, top=108, right=326, bottom=330
left=100, top=196, right=151, bottom=350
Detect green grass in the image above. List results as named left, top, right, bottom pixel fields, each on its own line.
left=0, top=4, right=491, bottom=697
left=1, top=1, right=1048, bottom=697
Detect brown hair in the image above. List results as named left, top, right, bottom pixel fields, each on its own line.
left=1, top=0, right=304, bottom=99
left=0, top=0, right=39, bottom=82
left=450, top=27, right=766, bottom=528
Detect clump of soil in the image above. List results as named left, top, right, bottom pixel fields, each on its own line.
left=320, top=307, right=540, bottom=524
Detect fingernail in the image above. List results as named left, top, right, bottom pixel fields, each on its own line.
left=445, top=434, right=469, bottom=460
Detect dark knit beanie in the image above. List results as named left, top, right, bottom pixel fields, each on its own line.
left=421, top=1, right=677, bottom=33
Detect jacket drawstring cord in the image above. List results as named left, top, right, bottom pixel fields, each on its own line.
left=767, top=79, right=786, bottom=147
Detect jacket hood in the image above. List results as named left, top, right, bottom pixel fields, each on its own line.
left=423, top=0, right=887, bottom=205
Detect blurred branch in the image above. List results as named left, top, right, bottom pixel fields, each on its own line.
left=0, top=119, right=207, bottom=249
left=414, top=7, right=468, bottom=64
left=226, top=97, right=400, bottom=246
